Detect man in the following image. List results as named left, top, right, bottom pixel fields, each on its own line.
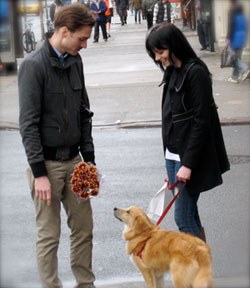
left=19, top=5, right=96, bottom=288
left=117, top=0, right=129, bottom=25
left=91, top=0, right=108, bottom=42
left=142, top=0, right=156, bottom=29
left=226, top=0, right=249, bottom=83
left=132, top=0, right=142, bottom=24
left=153, top=0, right=173, bottom=25
left=195, top=0, right=209, bottom=51
left=50, top=0, right=64, bottom=22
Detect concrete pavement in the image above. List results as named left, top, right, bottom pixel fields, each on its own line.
left=0, top=15, right=249, bottom=130
left=0, top=12, right=250, bottom=288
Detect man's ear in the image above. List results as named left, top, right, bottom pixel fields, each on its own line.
left=61, top=26, right=69, bottom=38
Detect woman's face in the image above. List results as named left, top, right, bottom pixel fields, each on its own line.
left=153, top=48, right=182, bottom=68
left=153, top=48, right=172, bottom=67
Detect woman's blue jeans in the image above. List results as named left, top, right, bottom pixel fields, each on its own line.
left=165, top=159, right=202, bottom=238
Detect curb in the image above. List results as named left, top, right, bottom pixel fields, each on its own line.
left=1, top=118, right=250, bottom=131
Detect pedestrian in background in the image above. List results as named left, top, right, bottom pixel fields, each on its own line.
left=18, top=5, right=97, bottom=288
left=226, top=0, right=249, bottom=83
left=104, top=0, right=113, bottom=37
left=50, top=0, right=64, bottom=23
left=132, top=0, right=142, bottom=24
left=117, top=0, right=129, bottom=25
left=146, top=23, right=230, bottom=241
left=0, top=57, right=3, bottom=72
left=153, top=0, right=173, bottom=25
left=195, top=0, right=209, bottom=51
left=91, top=0, right=108, bottom=42
left=142, top=0, right=156, bottom=29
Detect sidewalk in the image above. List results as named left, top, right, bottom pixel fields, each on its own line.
left=0, top=18, right=249, bottom=130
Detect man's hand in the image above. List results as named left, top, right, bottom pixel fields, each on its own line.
left=176, top=165, right=192, bottom=183
left=34, top=176, right=52, bottom=206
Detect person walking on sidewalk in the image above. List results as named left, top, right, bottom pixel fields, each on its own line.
left=153, top=0, right=173, bottom=25
left=117, top=0, right=129, bottom=25
left=226, top=0, right=249, bottom=83
left=91, top=0, right=108, bottom=42
left=142, top=0, right=156, bottom=29
left=132, top=0, right=142, bottom=24
left=50, top=0, right=64, bottom=22
left=195, top=0, right=209, bottom=51
left=146, top=23, right=230, bottom=241
left=104, top=0, right=113, bottom=37
left=18, top=5, right=97, bottom=288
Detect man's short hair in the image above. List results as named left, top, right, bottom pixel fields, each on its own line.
left=54, top=4, right=95, bottom=32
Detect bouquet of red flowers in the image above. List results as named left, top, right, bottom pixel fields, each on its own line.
left=71, top=162, right=100, bottom=201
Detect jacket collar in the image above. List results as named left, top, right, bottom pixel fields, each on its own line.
left=160, top=61, right=196, bottom=90
left=44, top=39, right=80, bottom=69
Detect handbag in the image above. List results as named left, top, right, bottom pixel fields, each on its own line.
left=147, top=182, right=175, bottom=223
left=220, top=45, right=236, bottom=68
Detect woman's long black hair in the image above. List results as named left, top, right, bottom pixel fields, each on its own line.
left=145, top=22, right=211, bottom=76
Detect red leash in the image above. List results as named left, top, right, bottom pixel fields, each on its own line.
left=156, top=179, right=186, bottom=226
left=137, top=179, right=186, bottom=259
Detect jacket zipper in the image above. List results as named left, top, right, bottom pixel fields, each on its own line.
left=60, top=70, right=69, bottom=160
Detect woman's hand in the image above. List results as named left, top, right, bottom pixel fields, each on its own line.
left=177, top=165, right=192, bottom=183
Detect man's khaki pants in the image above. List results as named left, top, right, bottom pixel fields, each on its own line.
left=27, top=155, right=95, bottom=288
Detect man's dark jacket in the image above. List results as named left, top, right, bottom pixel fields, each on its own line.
left=161, top=61, right=230, bottom=195
left=19, top=40, right=95, bottom=178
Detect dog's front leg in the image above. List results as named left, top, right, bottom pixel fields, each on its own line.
left=132, top=256, right=155, bottom=288
left=153, top=272, right=164, bottom=288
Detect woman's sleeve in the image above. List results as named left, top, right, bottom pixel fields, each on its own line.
left=181, top=66, right=212, bottom=169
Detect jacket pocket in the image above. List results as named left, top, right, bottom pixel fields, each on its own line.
left=40, top=124, right=63, bottom=146
left=172, top=110, right=194, bottom=157
left=172, top=109, right=193, bottom=124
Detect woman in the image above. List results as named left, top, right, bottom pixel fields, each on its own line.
left=146, top=23, right=230, bottom=241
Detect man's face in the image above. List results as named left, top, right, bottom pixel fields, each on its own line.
left=62, top=26, right=93, bottom=55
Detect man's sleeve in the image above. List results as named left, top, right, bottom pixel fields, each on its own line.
left=79, top=64, right=95, bottom=164
left=100, top=1, right=107, bottom=12
left=18, top=59, right=48, bottom=177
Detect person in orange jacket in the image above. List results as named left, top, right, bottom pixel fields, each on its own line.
left=104, top=0, right=113, bottom=37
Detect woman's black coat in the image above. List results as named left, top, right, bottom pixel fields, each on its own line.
left=161, top=61, right=230, bottom=195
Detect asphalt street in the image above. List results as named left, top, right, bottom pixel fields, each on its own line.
left=0, top=125, right=250, bottom=288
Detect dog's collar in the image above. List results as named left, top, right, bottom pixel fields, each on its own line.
left=136, top=246, right=145, bottom=260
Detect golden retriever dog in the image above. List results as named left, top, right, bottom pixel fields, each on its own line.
left=114, top=206, right=213, bottom=288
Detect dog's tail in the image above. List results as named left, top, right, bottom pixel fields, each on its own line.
left=193, top=265, right=213, bottom=288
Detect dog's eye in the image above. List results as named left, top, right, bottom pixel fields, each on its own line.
left=127, top=210, right=130, bottom=214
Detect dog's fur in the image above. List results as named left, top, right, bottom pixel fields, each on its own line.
left=114, top=206, right=213, bottom=288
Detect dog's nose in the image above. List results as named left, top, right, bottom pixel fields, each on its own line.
left=114, top=207, right=117, bottom=211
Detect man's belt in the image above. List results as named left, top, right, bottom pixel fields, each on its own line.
left=43, top=144, right=79, bottom=161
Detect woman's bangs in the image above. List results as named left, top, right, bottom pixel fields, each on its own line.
left=147, top=30, right=168, bottom=53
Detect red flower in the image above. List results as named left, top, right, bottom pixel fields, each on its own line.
left=79, top=190, right=89, bottom=199
left=71, top=161, right=100, bottom=200
left=91, top=189, right=99, bottom=196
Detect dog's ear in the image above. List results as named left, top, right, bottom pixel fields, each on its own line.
left=133, top=215, right=153, bottom=235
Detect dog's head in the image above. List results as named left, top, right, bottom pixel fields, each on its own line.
left=114, top=206, right=155, bottom=240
